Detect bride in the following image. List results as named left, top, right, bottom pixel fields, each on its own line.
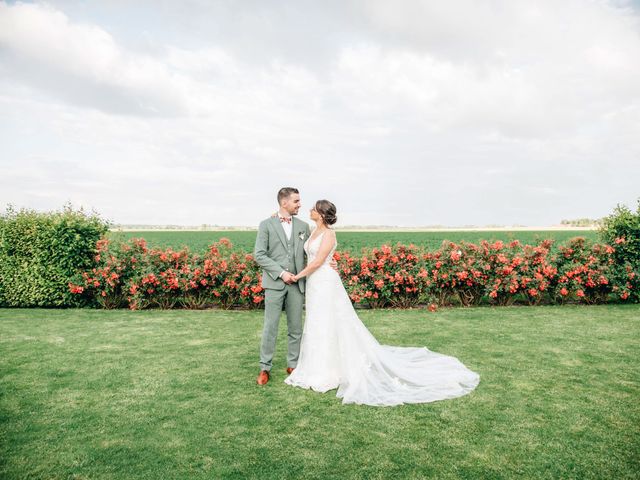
left=284, top=199, right=480, bottom=406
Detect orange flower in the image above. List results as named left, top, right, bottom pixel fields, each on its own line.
left=68, top=283, right=84, bottom=294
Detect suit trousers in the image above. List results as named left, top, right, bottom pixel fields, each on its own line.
left=259, top=283, right=304, bottom=372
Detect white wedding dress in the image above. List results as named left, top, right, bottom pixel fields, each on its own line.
left=284, top=230, right=480, bottom=406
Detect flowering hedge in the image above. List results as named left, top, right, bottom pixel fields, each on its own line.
left=69, top=238, right=264, bottom=310
left=69, top=235, right=638, bottom=310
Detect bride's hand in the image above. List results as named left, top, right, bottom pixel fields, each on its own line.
left=330, top=258, right=338, bottom=272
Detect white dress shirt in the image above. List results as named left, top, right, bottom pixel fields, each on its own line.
left=279, top=215, right=292, bottom=240
left=278, top=214, right=292, bottom=279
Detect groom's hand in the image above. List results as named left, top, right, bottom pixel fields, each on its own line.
left=282, top=272, right=296, bottom=284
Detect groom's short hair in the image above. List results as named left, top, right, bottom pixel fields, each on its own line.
left=277, top=187, right=299, bottom=205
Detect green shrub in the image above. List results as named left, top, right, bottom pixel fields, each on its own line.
left=0, top=203, right=110, bottom=307
left=599, top=199, right=640, bottom=265
left=598, top=199, right=640, bottom=302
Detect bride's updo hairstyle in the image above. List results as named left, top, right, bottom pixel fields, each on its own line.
left=315, top=199, right=337, bottom=226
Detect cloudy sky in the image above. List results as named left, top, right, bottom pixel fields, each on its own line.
left=1, top=0, right=639, bottom=227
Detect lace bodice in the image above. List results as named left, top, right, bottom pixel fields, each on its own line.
left=304, top=229, right=337, bottom=266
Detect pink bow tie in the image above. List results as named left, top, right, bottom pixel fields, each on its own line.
left=279, top=216, right=292, bottom=224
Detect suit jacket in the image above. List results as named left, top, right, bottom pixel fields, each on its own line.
left=254, top=216, right=311, bottom=293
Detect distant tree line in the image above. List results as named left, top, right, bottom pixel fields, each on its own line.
left=560, top=218, right=603, bottom=227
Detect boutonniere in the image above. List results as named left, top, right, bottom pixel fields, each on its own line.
left=298, top=231, right=305, bottom=240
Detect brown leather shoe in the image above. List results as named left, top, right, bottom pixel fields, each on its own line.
left=286, top=367, right=295, bottom=375
left=256, top=370, right=270, bottom=385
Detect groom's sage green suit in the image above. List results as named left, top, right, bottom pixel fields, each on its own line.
left=254, top=216, right=311, bottom=372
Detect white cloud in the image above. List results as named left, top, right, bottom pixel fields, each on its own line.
left=0, top=2, right=191, bottom=115
left=0, top=0, right=639, bottom=226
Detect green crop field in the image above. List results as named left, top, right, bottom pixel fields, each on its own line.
left=107, top=229, right=600, bottom=254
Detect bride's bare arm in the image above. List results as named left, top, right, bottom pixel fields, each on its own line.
left=293, top=230, right=336, bottom=281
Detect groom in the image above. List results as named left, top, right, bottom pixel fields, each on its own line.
left=253, top=187, right=335, bottom=385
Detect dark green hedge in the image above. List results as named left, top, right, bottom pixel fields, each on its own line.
left=599, top=199, right=640, bottom=265
left=0, top=204, right=109, bottom=307
left=598, top=199, right=640, bottom=302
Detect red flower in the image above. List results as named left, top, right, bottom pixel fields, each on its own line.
left=576, top=290, right=585, bottom=297
left=350, top=293, right=362, bottom=303
left=68, top=283, right=84, bottom=294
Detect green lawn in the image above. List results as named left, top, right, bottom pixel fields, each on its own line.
left=1, top=305, right=638, bottom=479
